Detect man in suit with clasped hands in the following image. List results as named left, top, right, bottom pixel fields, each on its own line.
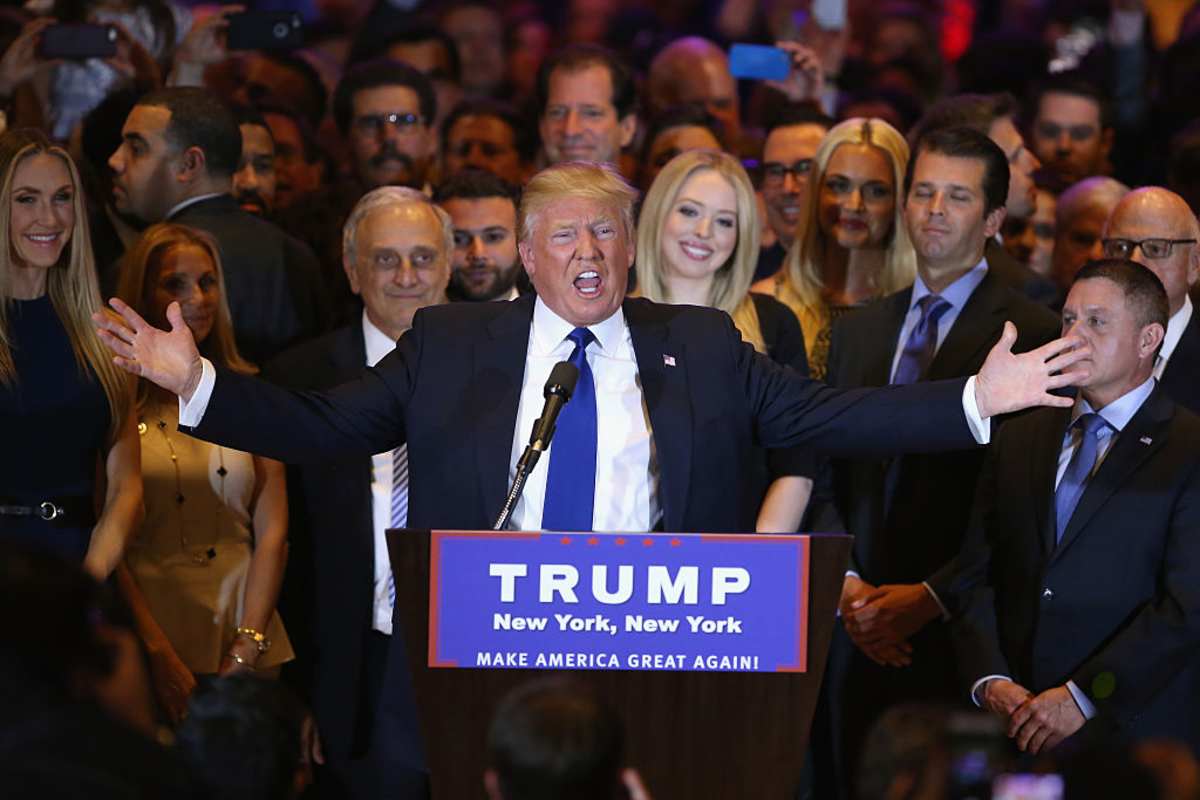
left=953, top=258, right=1200, bottom=755
left=93, top=161, right=1092, bottom=795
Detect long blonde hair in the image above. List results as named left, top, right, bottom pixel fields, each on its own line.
left=636, top=149, right=767, bottom=353
left=0, top=128, right=131, bottom=443
left=115, top=223, right=256, bottom=411
left=777, top=118, right=917, bottom=317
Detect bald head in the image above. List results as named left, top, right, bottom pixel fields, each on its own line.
left=1051, top=176, right=1130, bottom=291
left=1103, top=187, right=1200, bottom=314
left=647, top=37, right=739, bottom=144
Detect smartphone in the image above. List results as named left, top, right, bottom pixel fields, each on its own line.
left=38, top=23, right=118, bottom=60
left=993, top=773, right=1065, bottom=800
left=226, top=12, right=303, bottom=51
left=728, top=44, right=790, bottom=81
left=812, top=0, right=847, bottom=30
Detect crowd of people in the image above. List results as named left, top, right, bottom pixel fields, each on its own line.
left=2, top=0, right=1200, bottom=798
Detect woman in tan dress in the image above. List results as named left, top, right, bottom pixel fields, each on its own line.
left=115, top=223, right=291, bottom=723
left=753, top=118, right=916, bottom=379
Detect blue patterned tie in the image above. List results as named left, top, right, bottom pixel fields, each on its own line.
left=386, top=444, right=407, bottom=607
left=892, top=294, right=952, bottom=385
left=1054, top=413, right=1110, bottom=543
left=541, top=328, right=597, bottom=531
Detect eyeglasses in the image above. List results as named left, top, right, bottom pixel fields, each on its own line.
left=351, top=112, right=424, bottom=138
left=760, top=159, right=814, bottom=187
left=1101, top=237, right=1197, bottom=260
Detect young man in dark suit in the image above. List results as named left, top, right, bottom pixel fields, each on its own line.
left=94, top=161, right=1092, bottom=797
left=955, top=259, right=1200, bottom=756
left=817, top=127, right=1061, bottom=795
left=109, top=87, right=327, bottom=363
left=265, top=186, right=451, bottom=799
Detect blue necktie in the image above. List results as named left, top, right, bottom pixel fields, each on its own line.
left=1054, top=413, right=1110, bottom=543
left=542, top=328, right=597, bottom=532
left=892, top=294, right=952, bottom=385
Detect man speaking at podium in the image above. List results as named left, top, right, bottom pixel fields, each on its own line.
left=95, top=161, right=1091, bottom=796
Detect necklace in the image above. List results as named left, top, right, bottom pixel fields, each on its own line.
left=141, top=400, right=227, bottom=565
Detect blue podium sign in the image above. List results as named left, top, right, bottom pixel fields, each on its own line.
left=427, top=531, right=811, bottom=673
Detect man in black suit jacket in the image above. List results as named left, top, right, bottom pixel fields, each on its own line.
left=954, top=259, right=1200, bottom=756
left=109, top=87, right=328, bottom=363
left=95, top=162, right=1091, bottom=796
left=1102, top=187, right=1200, bottom=414
left=817, top=127, right=1061, bottom=795
left=264, top=186, right=452, bottom=798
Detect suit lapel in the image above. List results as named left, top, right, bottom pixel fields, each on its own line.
left=929, top=271, right=1007, bottom=380
left=1053, top=390, right=1174, bottom=561
left=474, top=297, right=535, bottom=523
left=866, top=290, right=911, bottom=385
left=1032, top=407, right=1071, bottom=558
left=626, top=299, right=692, bottom=532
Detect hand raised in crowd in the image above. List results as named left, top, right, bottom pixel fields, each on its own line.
left=145, top=637, right=197, bottom=725
left=170, top=5, right=244, bottom=86
left=974, top=322, right=1091, bottom=419
left=107, top=22, right=161, bottom=91
left=840, top=575, right=913, bottom=668
left=93, top=299, right=205, bottom=401
left=0, top=17, right=61, bottom=97
left=1008, top=685, right=1086, bottom=754
left=766, top=42, right=824, bottom=103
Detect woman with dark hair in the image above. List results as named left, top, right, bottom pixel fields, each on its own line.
left=0, top=127, right=141, bottom=576
left=115, top=222, right=292, bottom=724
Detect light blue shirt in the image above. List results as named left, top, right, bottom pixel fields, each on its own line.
left=889, top=258, right=989, bottom=383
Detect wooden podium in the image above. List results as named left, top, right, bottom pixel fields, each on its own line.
left=387, top=529, right=851, bottom=799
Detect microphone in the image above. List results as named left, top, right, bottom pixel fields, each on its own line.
left=493, top=361, right=579, bottom=530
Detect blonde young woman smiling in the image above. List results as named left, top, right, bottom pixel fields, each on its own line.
left=753, top=118, right=917, bottom=379
left=0, top=128, right=141, bottom=577
left=636, top=149, right=814, bottom=532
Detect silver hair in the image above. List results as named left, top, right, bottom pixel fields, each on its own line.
left=342, top=185, right=454, bottom=264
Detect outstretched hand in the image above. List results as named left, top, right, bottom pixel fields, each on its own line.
left=974, top=322, right=1090, bottom=419
left=92, top=299, right=203, bottom=400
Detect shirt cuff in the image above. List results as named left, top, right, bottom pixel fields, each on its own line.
left=922, top=581, right=950, bottom=621
left=178, top=357, right=216, bottom=427
left=845, top=570, right=860, bottom=579
left=971, top=674, right=1014, bottom=707
left=962, top=375, right=991, bottom=444
left=1066, top=680, right=1097, bottom=720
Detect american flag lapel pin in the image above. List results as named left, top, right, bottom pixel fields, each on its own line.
left=1140, top=436, right=1153, bottom=445
left=663, top=354, right=676, bottom=367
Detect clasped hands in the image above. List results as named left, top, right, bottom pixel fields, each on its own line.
left=839, top=575, right=941, bottom=668
left=980, top=680, right=1086, bottom=755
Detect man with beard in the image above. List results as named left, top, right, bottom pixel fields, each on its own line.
left=434, top=170, right=526, bottom=302
left=231, top=106, right=276, bottom=218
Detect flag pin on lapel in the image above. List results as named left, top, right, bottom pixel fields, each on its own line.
left=1140, top=436, right=1153, bottom=445
left=663, top=354, right=676, bottom=367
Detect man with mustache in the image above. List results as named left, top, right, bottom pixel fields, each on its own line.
left=231, top=106, right=276, bottom=218
left=434, top=169, right=526, bottom=302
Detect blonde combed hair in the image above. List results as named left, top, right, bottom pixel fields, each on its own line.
left=115, top=223, right=256, bottom=411
left=777, top=117, right=917, bottom=321
left=635, top=149, right=766, bottom=353
left=519, top=161, right=640, bottom=244
left=0, top=129, right=131, bottom=443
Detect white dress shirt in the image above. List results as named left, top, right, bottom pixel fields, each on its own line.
left=362, top=313, right=405, bottom=634
left=1154, top=296, right=1193, bottom=381
left=180, top=303, right=991, bottom=532
left=506, top=298, right=659, bottom=532
left=971, top=376, right=1157, bottom=719
left=165, top=192, right=224, bottom=220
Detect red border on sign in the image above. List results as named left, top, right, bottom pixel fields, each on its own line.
left=428, top=530, right=543, bottom=667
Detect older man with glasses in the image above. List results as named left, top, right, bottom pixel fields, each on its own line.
left=1101, top=186, right=1200, bottom=412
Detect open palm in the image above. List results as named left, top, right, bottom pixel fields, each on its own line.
left=93, top=299, right=203, bottom=399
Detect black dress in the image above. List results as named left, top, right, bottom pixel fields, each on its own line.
left=0, top=295, right=109, bottom=562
